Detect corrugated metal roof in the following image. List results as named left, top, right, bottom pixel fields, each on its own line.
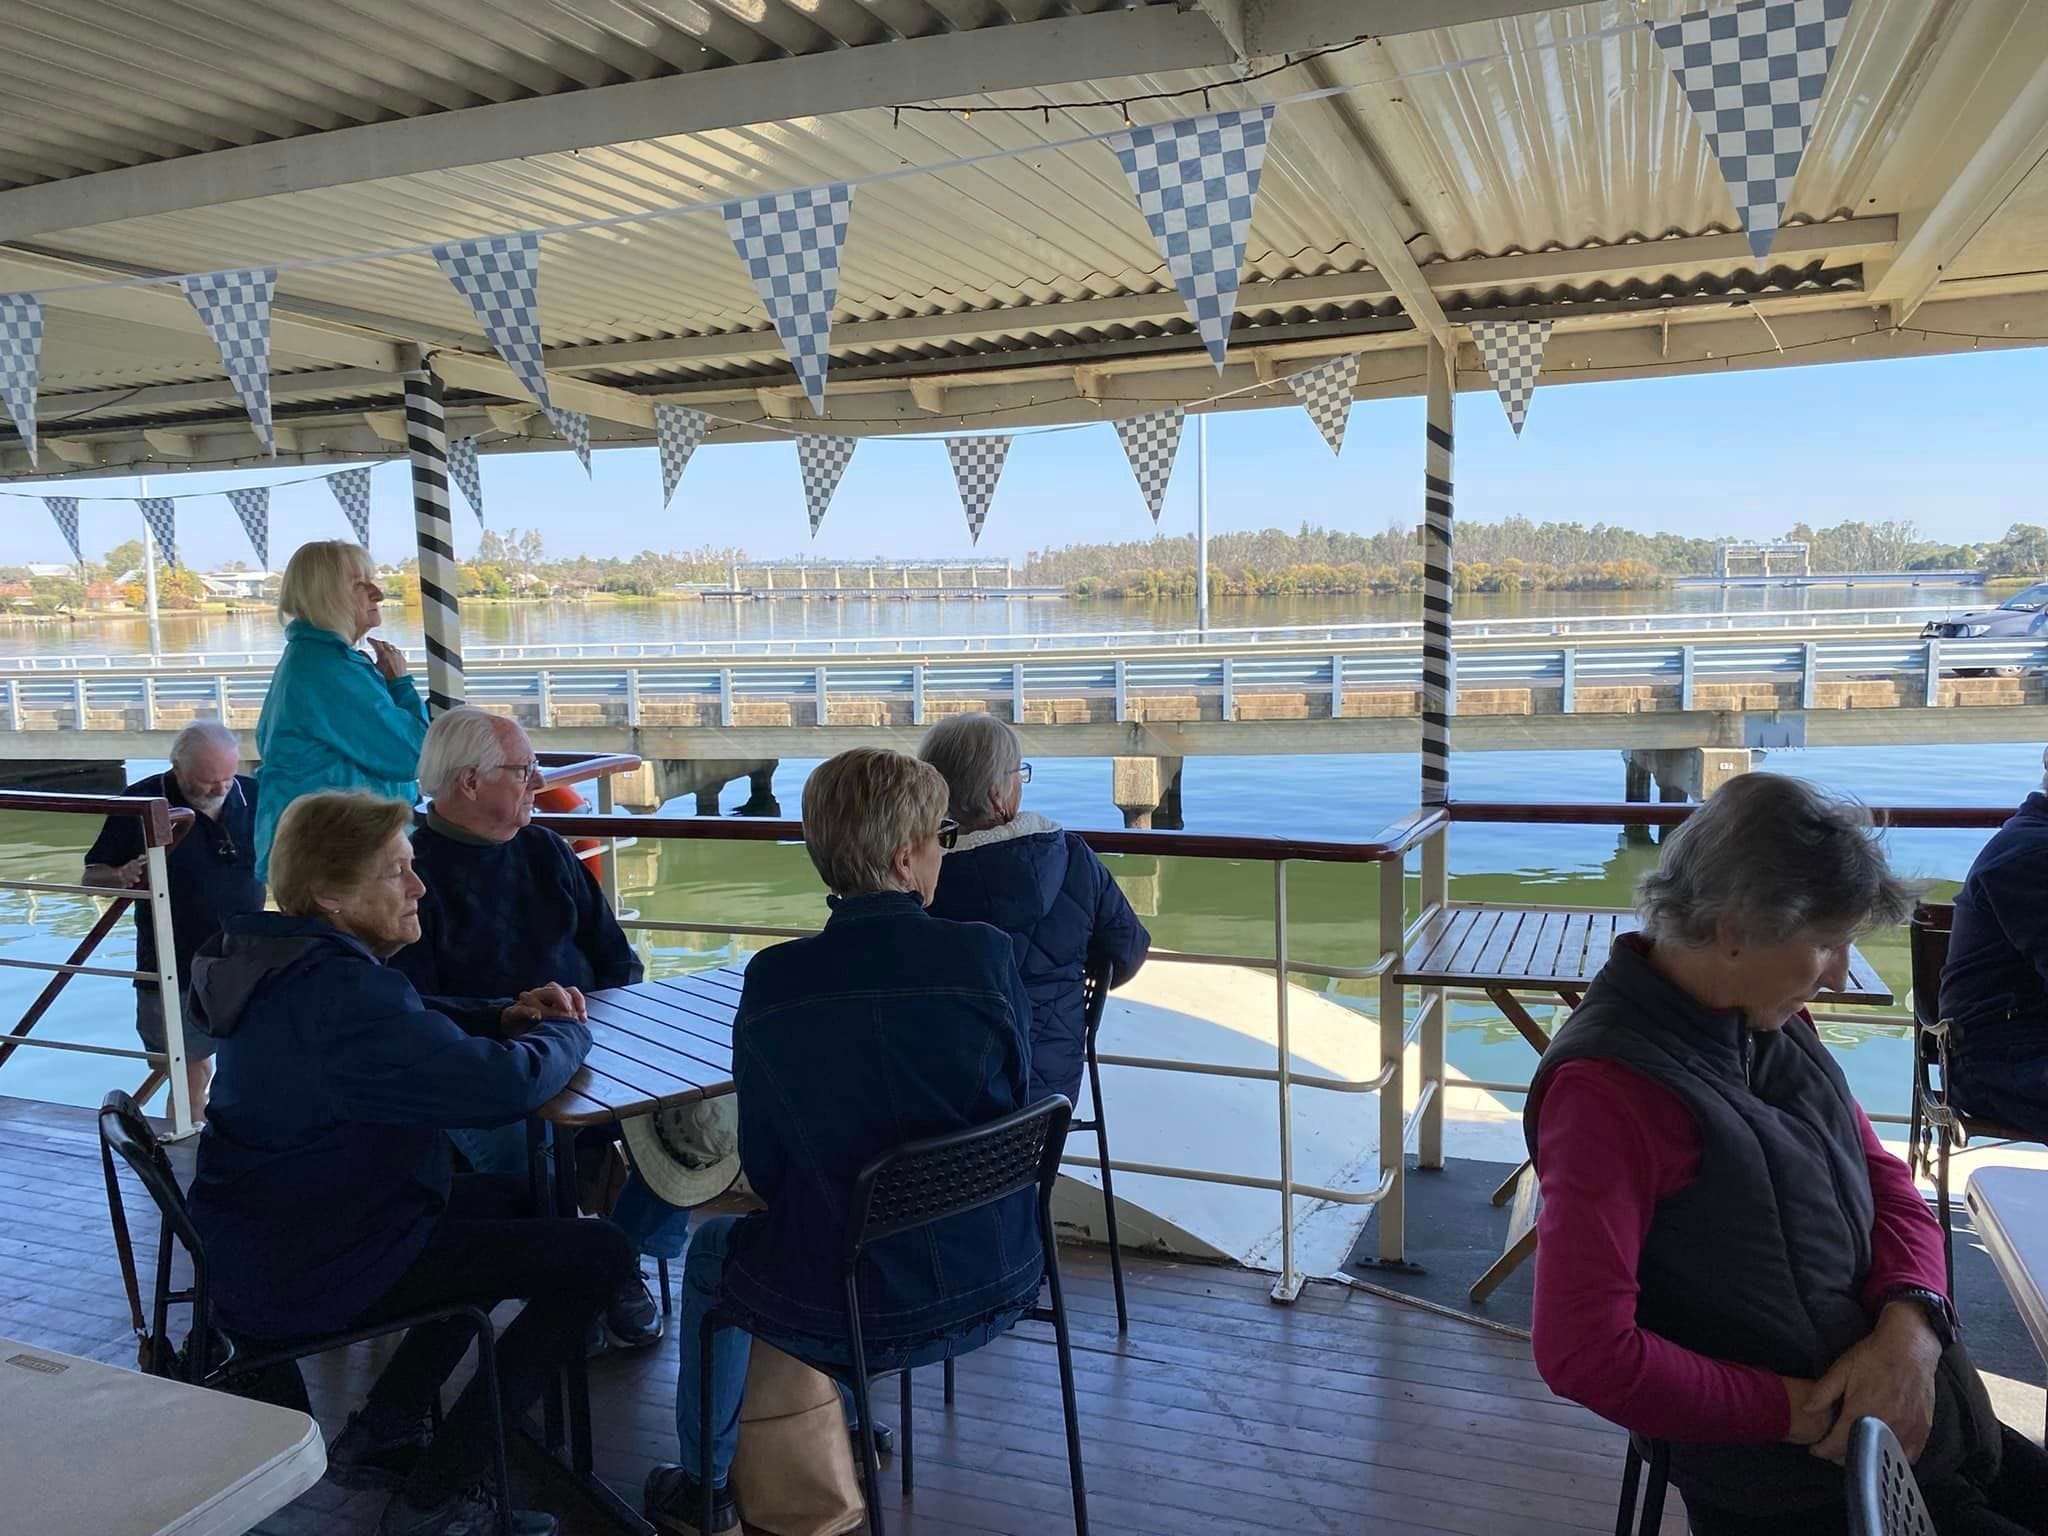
left=0, top=0, right=2042, bottom=471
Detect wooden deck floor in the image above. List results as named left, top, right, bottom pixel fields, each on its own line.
left=0, top=1093, right=1683, bottom=1535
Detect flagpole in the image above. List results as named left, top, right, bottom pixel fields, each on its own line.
left=139, top=473, right=163, bottom=661
left=1195, top=413, right=1210, bottom=641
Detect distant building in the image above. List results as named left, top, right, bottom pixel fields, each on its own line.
left=199, top=570, right=279, bottom=600
left=0, top=581, right=33, bottom=607
left=85, top=582, right=126, bottom=609
left=25, top=562, right=75, bottom=579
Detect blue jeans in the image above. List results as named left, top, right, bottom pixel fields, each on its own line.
left=446, top=1122, right=693, bottom=1261
left=1950, top=1040, right=2048, bottom=1142
left=674, top=1215, right=1028, bottom=1487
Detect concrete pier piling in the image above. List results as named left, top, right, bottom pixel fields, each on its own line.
left=1113, top=755, right=1185, bottom=830
left=1622, top=746, right=1757, bottom=804
left=616, top=758, right=780, bottom=816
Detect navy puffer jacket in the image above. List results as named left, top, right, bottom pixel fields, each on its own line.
left=928, top=813, right=1150, bottom=1103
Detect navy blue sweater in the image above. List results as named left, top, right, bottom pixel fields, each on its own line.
left=1943, top=792, right=2048, bottom=1054
left=391, top=817, right=642, bottom=1003
left=185, top=914, right=591, bottom=1341
left=926, top=814, right=1149, bottom=1103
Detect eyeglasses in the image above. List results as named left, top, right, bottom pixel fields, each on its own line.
left=936, top=818, right=960, bottom=851
left=1016, top=762, right=1033, bottom=784
left=488, top=760, right=543, bottom=783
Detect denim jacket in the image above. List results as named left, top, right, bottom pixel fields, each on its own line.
left=723, top=891, right=1042, bottom=1348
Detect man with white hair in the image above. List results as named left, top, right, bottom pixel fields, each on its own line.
left=1939, top=744, right=2048, bottom=1139
left=83, top=720, right=262, bottom=1119
left=391, top=706, right=685, bottom=1353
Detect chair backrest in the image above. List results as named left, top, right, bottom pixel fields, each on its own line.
left=1908, top=903, right=1954, bottom=1039
left=1845, top=1416, right=1935, bottom=1536
left=844, top=1096, right=1072, bottom=1267
left=98, top=1089, right=210, bottom=1381
left=1081, top=959, right=1112, bottom=1052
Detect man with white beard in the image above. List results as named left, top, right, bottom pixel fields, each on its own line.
left=85, top=721, right=264, bottom=1119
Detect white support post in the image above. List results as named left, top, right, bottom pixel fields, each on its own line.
left=1271, top=860, right=1302, bottom=1304
left=145, top=842, right=193, bottom=1138
left=405, top=369, right=465, bottom=713
left=595, top=774, right=622, bottom=914
left=1418, top=826, right=1447, bottom=1171
left=1375, top=853, right=1407, bottom=1263
left=1420, top=336, right=1455, bottom=804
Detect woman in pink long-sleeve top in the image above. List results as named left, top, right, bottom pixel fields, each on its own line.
left=1525, top=774, right=2048, bottom=1536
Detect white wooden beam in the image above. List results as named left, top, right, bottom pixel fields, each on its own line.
left=0, top=8, right=1240, bottom=242
left=429, top=350, right=655, bottom=430
left=1190, top=0, right=1250, bottom=61
left=1248, top=0, right=1575, bottom=56
left=1865, top=0, right=2048, bottom=324
left=1272, top=88, right=1454, bottom=351
left=141, top=429, right=197, bottom=459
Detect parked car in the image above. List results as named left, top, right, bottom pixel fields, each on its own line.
left=1921, top=582, right=2048, bottom=639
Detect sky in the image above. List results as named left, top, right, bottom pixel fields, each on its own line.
left=3, top=346, right=2044, bottom=572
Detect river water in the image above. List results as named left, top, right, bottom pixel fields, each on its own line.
left=0, top=584, right=2025, bottom=1119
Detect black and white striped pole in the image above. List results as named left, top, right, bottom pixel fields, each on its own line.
left=1419, top=336, right=1455, bottom=804
left=404, top=368, right=465, bottom=714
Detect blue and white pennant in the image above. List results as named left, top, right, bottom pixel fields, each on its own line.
left=1108, top=106, right=1276, bottom=370
left=432, top=233, right=552, bottom=410
left=181, top=269, right=278, bottom=452
left=446, top=437, right=485, bottom=525
left=0, top=294, right=43, bottom=466
left=1112, top=408, right=1186, bottom=523
left=227, top=486, right=270, bottom=568
left=945, top=435, right=1013, bottom=546
left=723, top=184, right=853, bottom=417
left=656, top=404, right=710, bottom=508
left=44, top=496, right=79, bottom=564
left=544, top=405, right=591, bottom=475
left=326, top=466, right=373, bottom=548
left=139, top=497, right=179, bottom=568
left=795, top=434, right=856, bottom=536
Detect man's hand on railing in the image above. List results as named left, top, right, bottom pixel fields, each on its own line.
left=81, top=857, right=148, bottom=891
left=502, top=982, right=588, bottom=1034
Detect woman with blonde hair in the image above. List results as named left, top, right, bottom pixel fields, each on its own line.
left=251, top=540, right=429, bottom=879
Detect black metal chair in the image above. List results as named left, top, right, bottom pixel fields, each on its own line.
left=1906, top=903, right=2033, bottom=1296
left=937, top=960, right=1127, bottom=1414
left=97, top=1091, right=515, bottom=1536
left=1613, top=1435, right=1669, bottom=1536
left=1846, top=1416, right=1935, bottom=1536
left=698, top=1096, right=1088, bottom=1536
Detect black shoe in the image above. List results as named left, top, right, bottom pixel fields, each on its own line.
left=328, top=1409, right=433, bottom=1489
left=378, top=1485, right=557, bottom=1536
left=643, top=1464, right=739, bottom=1536
left=602, top=1273, right=664, bottom=1351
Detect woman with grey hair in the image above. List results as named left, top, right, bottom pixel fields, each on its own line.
left=919, top=712, right=1149, bottom=1103
left=250, top=540, right=428, bottom=881
left=1526, top=773, right=2048, bottom=1534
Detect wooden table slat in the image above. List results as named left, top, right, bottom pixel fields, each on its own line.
left=1410, top=911, right=1476, bottom=977
left=1442, top=910, right=1503, bottom=979
left=584, top=993, right=736, bottom=1062
left=539, top=972, right=741, bottom=1126
left=580, top=1011, right=733, bottom=1082
left=1471, top=910, right=1530, bottom=980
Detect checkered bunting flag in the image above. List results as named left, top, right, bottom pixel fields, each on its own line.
left=326, top=466, right=373, bottom=548
left=722, top=184, right=853, bottom=417
left=656, top=404, right=710, bottom=508
left=0, top=293, right=43, bottom=466
left=227, top=486, right=269, bottom=569
left=181, top=268, right=278, bottom=452
left=1111, top=408, right=1187, bottom=524
left=1468, top=319, right=1553, bottom=436
left=945, top=435, right=1013, bottom=546
left=139, top=497, right=179, bottom=568
left=1652, top=0, right=1853, bottom=260
left=795, top=434, right=857, bottom=537
left=543, top=405, right=591, bottom=475
left=1108, top=106, right=1276, bottom=370
left=432, top=233, right=552, bottom=410
left=43, top=497, right=80, bottom=564
left=447, top=437, right=485, bottom=525
left=1283, top=354, right=1361, bottom=456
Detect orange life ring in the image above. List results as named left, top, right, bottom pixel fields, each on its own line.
left=535, top=784, right=605, bottom=877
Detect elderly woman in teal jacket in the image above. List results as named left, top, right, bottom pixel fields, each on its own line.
left=252, top=540, right=430, bottom=880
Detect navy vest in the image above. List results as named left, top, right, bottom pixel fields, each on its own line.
left=1526, top=939, right=1998, bottom=1514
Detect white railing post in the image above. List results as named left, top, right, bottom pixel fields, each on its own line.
left=142, top=675, right=158, bottom=732
left=1419, top=824, right=1448, bottom=1170
left=1271, top=859, right=1301, bottom=1303
left=145, top=842, right=193, bottom=1138
left=72, top=677, right=88, bottom=729
left=625, top=669, right=642, bottom=728
left=595, top=774, right=622, bottom=913
left=1375, top=852, right=1408, bottom=1264
left=213, top=673, right=230, bottom=724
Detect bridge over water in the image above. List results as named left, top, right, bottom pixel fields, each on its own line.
left=4, top=614, right=2041, bottom=787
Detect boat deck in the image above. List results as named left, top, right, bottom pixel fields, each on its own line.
left=0, top=1093, right=1681, bottom=1535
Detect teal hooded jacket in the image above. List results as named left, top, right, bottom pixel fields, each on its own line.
left=252, top=620, right=430, bottom=880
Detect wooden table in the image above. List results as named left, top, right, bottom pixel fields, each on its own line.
left=1965, top=1167, right=2048, bottom=1394
left=1392, top=906, right=1894, bottom=1303
left=1394, top=906, right=1894, bottom=1057
left=0, top=1336, right=324, bottom=1535
left=530, top=969, right=743, bottom=1533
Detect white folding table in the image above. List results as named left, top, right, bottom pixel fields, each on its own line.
left=0, top=1338, right=326, bottom=1536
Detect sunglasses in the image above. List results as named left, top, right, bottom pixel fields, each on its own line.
left=936, top=818, right=960, bottom=851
